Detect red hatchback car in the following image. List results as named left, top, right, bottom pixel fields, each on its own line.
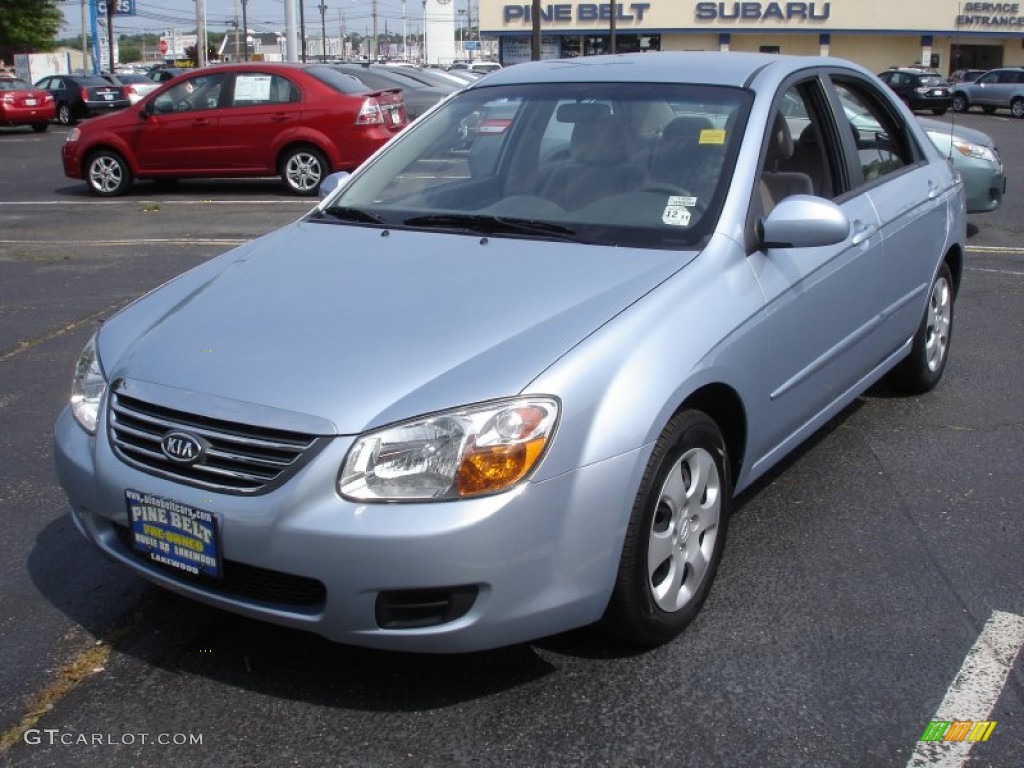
left=62, top=63, right=408, bottom=196
left=0, top=76, right=56, bottom=132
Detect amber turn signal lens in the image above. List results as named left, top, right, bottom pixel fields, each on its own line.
left=456, top=436, right=548, bottom=497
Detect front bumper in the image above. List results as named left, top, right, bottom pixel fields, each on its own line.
left=55, top=406, right=643, bottom=652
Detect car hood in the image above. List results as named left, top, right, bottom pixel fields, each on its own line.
left=918, top=117, right=994, bottom=148
left=98, top=221, right=693, bottom=434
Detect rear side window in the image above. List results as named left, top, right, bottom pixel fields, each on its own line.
left=833, top=80, right=916, bottom=185
left=305, top=65, right=371, bottom=95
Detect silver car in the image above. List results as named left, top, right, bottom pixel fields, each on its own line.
left=951, top=66, right=1024, bottom=117
left=55, top=52, right=965, bottom=653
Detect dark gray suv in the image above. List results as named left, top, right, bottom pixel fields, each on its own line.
left=952, top=67, right=1024, bottom=117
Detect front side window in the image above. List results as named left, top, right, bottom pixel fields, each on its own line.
left=152, top=73, right=228, bottom=114
left=320, top=82, right=751, bottom=250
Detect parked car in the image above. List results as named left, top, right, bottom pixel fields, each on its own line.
left=0, top=75, right=55, bottom=132
left=61, top=63, right=407, bottom=196
left=876, top=68, right=952, bottom=114
left=100, top=72, right=160, bottom=104
left=918, top=117, right=1005, bottom=214
left=449, top=61, right=502, bottom=74
left=55, top=52, right=964, bottom=653
left=147, top=66, right=192, bottom=83
left=952, top=67, right=1024, bottom=117
left=33, top=74, right=130, bottom=125
left=331, top=63, right=455, bottom=120
left=840, top=88, right=1005, bottom=214
left=949, top=68, right=987, bottom=84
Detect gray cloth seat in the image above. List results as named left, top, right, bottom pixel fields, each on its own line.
left=759, top=112, right=814, bottom=214
left=541, top=106, right=645, bottom=210
left=647, top=115, right=725, bottom=204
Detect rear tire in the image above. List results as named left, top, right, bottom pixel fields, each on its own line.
left=886, top=262, right=954, bottom=394
left=1011, top=98, right=1024, bottom=119
left=602, top=409, right=730, bottom=646
left=280, top=146, right=328, bottom=196
left=85, top=149, right=133, bottom=197
left=57, top=103, right=76, bottom=125
left=952, top=93, right=969, bottom=113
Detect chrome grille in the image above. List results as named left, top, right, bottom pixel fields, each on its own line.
left=108, top=392, right=327, bottom=494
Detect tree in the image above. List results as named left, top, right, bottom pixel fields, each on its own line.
left=0, top=0, right=63, bottom=57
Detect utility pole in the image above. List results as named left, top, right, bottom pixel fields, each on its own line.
left=318, top=2, right=328, bottom=61
left=241, top=0, right=249, bottom=60
left=105, top=0, right=115, bottom=71
left=467, top=1, right=473, bottom=62
left=285, top=0, right=298, bottom=61
left=531, top=0, right=541, bottom=61
left=80, top=0, right=88, bottom=74
left=422, top=0, right=428, bottom=65
left=402, top=0, right=407, bottom=61
left=196, top=0, right=208, bottom=66
left=300, top=0, right=308, bottom=62
left=233, top=0, right=240, bottom=60
left=339, top=11, right=346, bottom=59
left=372, top=0, right=378, bottom=63
left=609, top=0, right=616, bottom=54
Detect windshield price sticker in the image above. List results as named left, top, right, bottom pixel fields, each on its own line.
left=662, top=195, right=695, bottom=226
left=126, top=490, right=221, bottom=578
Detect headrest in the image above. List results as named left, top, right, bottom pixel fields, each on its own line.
left=556, top=102, right=612, bottom=124
left=765, top=112, right=795, bottom=162
left=569, top=112, right=623, bottom=163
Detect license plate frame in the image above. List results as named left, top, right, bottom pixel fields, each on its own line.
left=126, top=489, right=222, bottom=578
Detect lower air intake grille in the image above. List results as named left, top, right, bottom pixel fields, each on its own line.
left=115, top=524, right=326, bottom=608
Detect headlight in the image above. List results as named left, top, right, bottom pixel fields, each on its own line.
left=70, top=334, right=107, bottom=433
left=953, top=141, right=998, bottom=164
left=339, top=397, right=559, bottom=502
left=65, top=128, right=81, bottom=143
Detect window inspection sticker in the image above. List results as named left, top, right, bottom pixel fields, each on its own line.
left=662, top=196, right=694, bottom=226
left=700, top=128, right=726, bottom=144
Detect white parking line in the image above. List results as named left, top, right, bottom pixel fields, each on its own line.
left=967, top=267, right=1024, bottom=277
left=966, top=245, right=1024, bottom=255
left=907, top=611, right=1024, bottom=768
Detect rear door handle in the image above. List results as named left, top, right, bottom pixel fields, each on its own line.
left=271, top=113, right=291, bottom=122
left=191, top=118, right=210, bottom=128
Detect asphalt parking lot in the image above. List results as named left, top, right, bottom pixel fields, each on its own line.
left=1, top=114, right=1022, bottom=767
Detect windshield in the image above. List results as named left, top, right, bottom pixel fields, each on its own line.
left=319, top=82, right=750, bottom=250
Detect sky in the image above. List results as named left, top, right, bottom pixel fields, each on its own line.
left=59, top=0, right=459, bottom=39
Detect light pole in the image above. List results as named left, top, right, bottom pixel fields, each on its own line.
left=318, top=1, right=328, bottom=61
left=299, top=0, right=308, bottom=62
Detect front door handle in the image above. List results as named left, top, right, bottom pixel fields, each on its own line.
left=851, top=220, right=877, bottom=246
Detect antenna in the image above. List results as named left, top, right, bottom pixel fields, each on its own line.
left=948, top=2, right=961, bottom=160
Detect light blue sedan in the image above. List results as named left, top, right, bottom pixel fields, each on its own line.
left=55, top=52, right=965, bottom=652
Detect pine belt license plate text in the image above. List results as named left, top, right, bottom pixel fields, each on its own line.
left=126, top=490, right=221, bottom=578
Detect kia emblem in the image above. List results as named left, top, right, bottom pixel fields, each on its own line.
left=160, top=431, right=205, bottom=464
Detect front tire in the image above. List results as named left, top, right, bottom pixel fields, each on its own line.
left=952, top=93, right=969, bottom=113
left=280, top=146, right=327, bottom=196
left=886, top=262, right=954, bottom=394
left=86, top=150, right=133, bottom=197
left=602, top=410, right=730, bottom=646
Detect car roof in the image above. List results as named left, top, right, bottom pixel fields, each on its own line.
left=472, top=52, right=871, bottom=89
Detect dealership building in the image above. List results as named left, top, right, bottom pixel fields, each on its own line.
left=476, top=1, right=1024, bottom=74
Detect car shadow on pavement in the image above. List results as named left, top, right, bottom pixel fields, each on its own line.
left=52, top=178, right=304, bottom=199
left=27, top=517, right=558, bottom=713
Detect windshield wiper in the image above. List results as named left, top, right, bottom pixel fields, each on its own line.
left=317, top=205, right=390, bottom=225
left=402, top=214, right=580, bottom=242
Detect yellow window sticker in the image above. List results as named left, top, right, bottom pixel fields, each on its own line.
left=699, top=129, right=726, bottom=145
